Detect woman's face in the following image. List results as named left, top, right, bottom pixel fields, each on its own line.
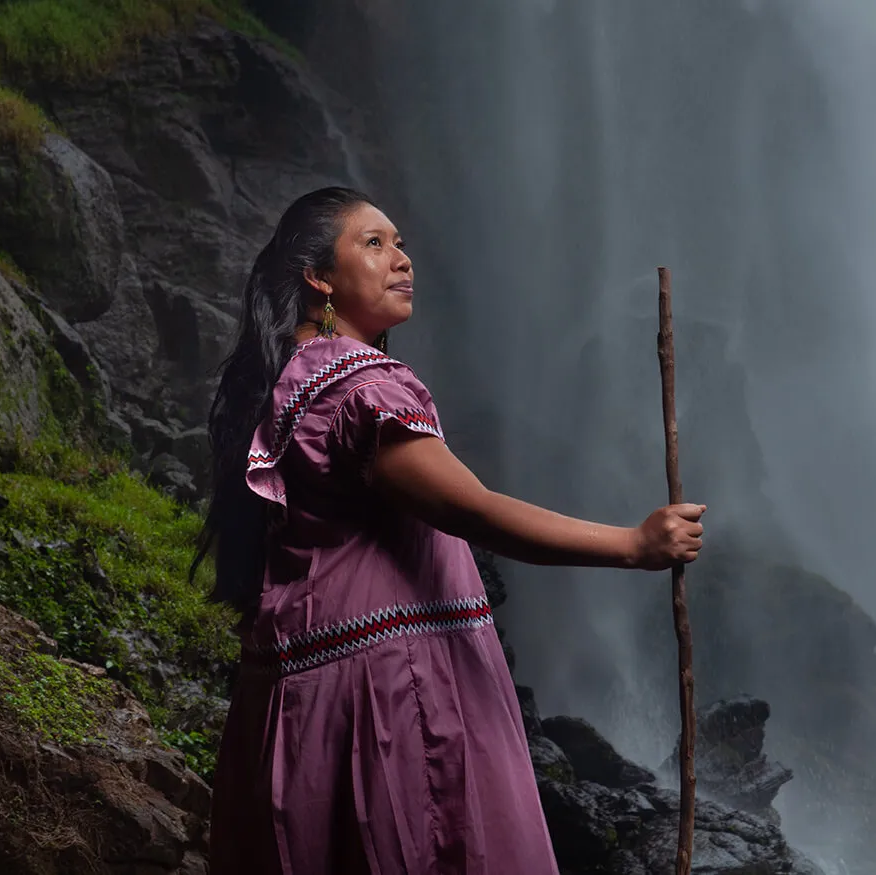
left=320, top=203, right=414, bottom=340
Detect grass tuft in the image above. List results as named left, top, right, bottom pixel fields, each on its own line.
left=0, top=249, right=30, bottom=286
left=0, top=0, right=296, bottom=81
left=0, top=85, right=56, bottom=152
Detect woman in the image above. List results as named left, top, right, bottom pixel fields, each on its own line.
left=196, top=187, right=705, bottom=874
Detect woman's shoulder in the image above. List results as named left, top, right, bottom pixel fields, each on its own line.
left=275, top=335, right=429, bottom=402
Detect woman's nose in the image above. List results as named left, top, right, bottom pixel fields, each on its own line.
left=393, top=247, right=412, bottom=272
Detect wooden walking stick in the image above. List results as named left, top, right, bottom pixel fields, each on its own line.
left=657, top=266, right=696, bottom=875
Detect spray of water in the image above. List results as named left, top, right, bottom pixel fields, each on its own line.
left=362, top=1, right=876, bottom=867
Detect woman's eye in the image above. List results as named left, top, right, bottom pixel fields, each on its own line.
left=396, top=239, right=406, bottom=250
left=367, top=237, right=381, bottom=246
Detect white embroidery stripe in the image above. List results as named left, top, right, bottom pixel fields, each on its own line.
left=373, top=408, right=444, bottom=441
left=246, top=348, right=390, bottom=471
left=245, top=595, right=493, bottom=676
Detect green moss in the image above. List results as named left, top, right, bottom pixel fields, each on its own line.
left=541, top=762, right=573, bottom=785
left=0, top=407, right=236, bottom=780
left=0, top=85, right=56, bottom=153
left=0, top=249, right=29, bottom=286
left=0, top=336, right=236, bottom=730
left=38, top=346, right=85, bottom=430
left=0, top=455, right=236, bottom=709
left=0, top=0, right=297, bottom=82
left=0, top=649, right=113, bottom=745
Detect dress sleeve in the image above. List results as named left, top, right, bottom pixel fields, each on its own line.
left=329, top=376, right=445, bottom=484
left=245, top=357, right=325, bottom=507
left=246, top=399, right=294, bottom=507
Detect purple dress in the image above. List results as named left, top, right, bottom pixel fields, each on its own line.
left=210, top=335, right=559, bottom=874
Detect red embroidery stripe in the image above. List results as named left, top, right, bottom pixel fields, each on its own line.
left=248, top=348, right=390, bottom=470
left=245, top=596, right=493, bottom=676
left=371, top=405, right=443, bottom=439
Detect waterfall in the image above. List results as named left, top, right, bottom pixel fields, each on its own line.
left=365, top=1, right=876, bottom=867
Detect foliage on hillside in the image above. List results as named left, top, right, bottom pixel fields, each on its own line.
left=0, top=0, right=293, bottom=80
left=0, top=0, right=295, bottom=155
left=0, top=318, right=235, bottom=780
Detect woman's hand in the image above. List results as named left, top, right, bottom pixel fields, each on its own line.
left=629, top=504, right=706, bottom=570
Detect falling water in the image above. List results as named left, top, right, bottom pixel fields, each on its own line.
left=361, top=1, right=876, bottom=868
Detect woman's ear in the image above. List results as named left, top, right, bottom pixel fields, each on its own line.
left=303, top=266, right=332, bottom=296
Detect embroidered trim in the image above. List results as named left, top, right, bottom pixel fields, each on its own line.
left=247, top=347, right=390, bottom=471
left=372, top=405, right=445, bottom=440
left=246, top=595, right=493, bottom=676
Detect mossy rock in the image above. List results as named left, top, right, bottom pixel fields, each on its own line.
left=0, top=87, right=56, bottom=154
left=0, top=274, right=46, bottom=440
left=0, top=272, right=113, bottom=450
left=0, top=648, right=115, bottom=747
left=0, top=0, right=296, bottom=84
left=0, top=133, right=124, bottom=323
left=0, top=603, right=211, bottom=873
left=0, top=338, right=234, bottom=780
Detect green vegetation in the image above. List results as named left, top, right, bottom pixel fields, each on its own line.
left=0, top=649, right=113, bottom=745
left=0, top=334, right=235, bottom=780
left=0, top=426, right=236, bottom=780
left=0, top=248, right=29, bottom=286
left=0, top=0, right=295, bottom=82
left=0, top=440, right=236, bottom=710
left=0, top=85, right=56, bottom=152
left=159, top=727, right=218, bottom=782
left=0, top=0, right=295, bottom=155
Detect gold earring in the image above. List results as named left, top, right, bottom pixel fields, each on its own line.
left=319, top=297, right=336, bottom=338
left=376, top=331, right=387, bottom=352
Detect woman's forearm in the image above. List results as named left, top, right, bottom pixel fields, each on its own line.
left=447, top=489, right=638, bottom=568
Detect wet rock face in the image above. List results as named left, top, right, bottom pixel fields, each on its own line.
left=40, top=22, right=355, bottom=428
left=1, top=22, right=368, bottom=486
left=518, top=687, right=822, bottom=875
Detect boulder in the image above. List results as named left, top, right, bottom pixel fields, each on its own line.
left=75, top=253, right=161, bottom=406
left=537, top=768, right=822, bottom=875
left=29, top=296, right=112, bottom=412
left=542, top=715, right=656, bottom=789
left=0, top=134, right=125, bottom=323
left=529, top=735, right=575, bottom=786
left=147, top=453, right=198, bottom=504
left=523, top=685, right=822, bottom=874
left=660, top=696, right=793, bottom=820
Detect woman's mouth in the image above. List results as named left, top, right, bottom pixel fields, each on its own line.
left=390, top=282, right=414, bottom=295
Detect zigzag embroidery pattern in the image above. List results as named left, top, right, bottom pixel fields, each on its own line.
left=247, top=347, right=390, bottom=471
left=251, top=596, right=493, bottom=676
left=371, top=405, right=445, bottom=440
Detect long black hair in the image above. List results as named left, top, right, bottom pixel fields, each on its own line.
left=191, top=186, right=376, bottom=611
